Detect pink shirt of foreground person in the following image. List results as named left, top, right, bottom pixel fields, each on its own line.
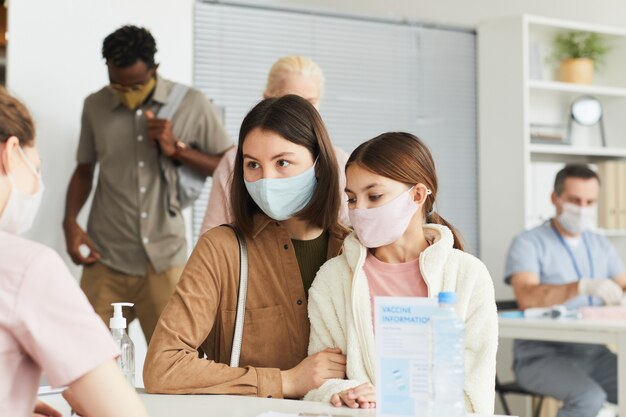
left=0, top=84, right=147, bottom=417
left=0, top=232, right=119, bottom=417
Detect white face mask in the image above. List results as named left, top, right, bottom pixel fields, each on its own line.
left=558, top=202, right=596, bottom=234
left=0, top=146, right=44, bottom=234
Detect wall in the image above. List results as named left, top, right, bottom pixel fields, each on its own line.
left=236, top=0, right=626, bottom=30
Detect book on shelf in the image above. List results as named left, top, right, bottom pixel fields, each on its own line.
left=597, top=161, right=626, bottom=230
left=530, top=123, right=567, bottom=145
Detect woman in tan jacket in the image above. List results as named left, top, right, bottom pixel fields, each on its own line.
left=144, top=95, right=349, bottom=400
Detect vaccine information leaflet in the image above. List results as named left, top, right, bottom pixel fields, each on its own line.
left=375, top=297, right=440, bottom=417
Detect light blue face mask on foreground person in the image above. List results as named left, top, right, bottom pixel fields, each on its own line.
left=244, top=162, right=317, bottom=221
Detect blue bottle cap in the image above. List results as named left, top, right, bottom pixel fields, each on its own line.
left=438, top=292, right=457, bottom=304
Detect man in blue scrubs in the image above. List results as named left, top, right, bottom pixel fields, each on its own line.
left=506, top=164, right=626, bottom=417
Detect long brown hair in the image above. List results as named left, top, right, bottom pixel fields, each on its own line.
left=231, top=95, right=341, bottom=236
left=347, top=132, right=464, bottom=251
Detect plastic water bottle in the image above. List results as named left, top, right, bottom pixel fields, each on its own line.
left=432, top=292, right=465, bottom=417
left=110, top=302, right=135, bottom=387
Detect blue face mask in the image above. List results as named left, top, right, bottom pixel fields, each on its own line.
left=244, top=162, right=317, bottom=221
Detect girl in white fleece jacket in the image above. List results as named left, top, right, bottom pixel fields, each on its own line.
left=305, top=132, right=498, bottom=414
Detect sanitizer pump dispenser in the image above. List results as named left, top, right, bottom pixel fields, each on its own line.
left=110, top=302, right=135, bottom=387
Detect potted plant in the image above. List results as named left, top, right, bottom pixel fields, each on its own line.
left=552, top=31, right=609, bottom=84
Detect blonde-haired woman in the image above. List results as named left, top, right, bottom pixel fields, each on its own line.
left=265, top=55, right=325, bottom=106
left=305, top=132, right=498, bottom=414
left=201, top=55, right=348, bottom=233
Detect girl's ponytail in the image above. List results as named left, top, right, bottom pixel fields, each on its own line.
left=426, top=211, right=465, bottom=251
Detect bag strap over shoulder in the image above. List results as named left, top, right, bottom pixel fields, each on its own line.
left=155, top=82, right=191, bottom=215
left=222, top=224, right=248, bottom=368
left=157, top=83, right=190, bottom=120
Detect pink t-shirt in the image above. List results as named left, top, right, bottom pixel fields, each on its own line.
left=0, top=232, right=119, bottom=417
left=364, top=252, right=429, bottom=316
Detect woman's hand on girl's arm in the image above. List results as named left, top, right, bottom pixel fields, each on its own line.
left=280, top=347, right=346, bottom=398
left=330, top=382, right=376, bottom=409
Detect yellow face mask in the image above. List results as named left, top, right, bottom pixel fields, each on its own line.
left=111, top=77, right=156, bottom=110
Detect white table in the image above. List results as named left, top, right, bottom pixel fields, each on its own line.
left=38, top=390, right=509, bottom=417
left=499, top=317, right=626, bottom=416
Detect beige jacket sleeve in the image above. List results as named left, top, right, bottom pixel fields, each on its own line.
left=462, top=260, right=498, bottom=415
left=304, top=263, right=366, bottom=403
left=143, top=228, right=282, bottom=397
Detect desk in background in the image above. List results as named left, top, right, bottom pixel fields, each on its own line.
left=39, top=390, right=511, bottom=417
left=499, top=317, right=626, bottom=417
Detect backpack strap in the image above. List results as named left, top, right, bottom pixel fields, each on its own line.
left=155, top=82, right=191, bottom=215
left=157, top=83, right=190, bottom=120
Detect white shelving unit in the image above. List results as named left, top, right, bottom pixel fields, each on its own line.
left=529, top=144, right=626, bottom=158
left=528, top=80, right=626, bottom=98
left=479, top=15, right=626, bottom=299
left=598, top=229, right=626, bottom=237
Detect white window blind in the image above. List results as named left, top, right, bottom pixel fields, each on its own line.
left=192, top=1, right=478, bottom=253
left=414, top=27, right=478, bottom=253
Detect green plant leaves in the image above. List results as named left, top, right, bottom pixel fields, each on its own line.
left=551, top=31, right=610, bottom=68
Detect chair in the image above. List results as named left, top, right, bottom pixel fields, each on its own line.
left=496, top=299, right=546, bottom=417
left=496, top=374, right=545, bottom=417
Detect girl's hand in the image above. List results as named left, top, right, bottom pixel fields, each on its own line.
left=330, top=382, right=376, bottom=408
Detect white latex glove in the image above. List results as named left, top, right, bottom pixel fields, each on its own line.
left=578, top=278, right=624, bottom=306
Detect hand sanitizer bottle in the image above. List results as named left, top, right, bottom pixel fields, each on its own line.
left=110, top=302, right=135, bottom=387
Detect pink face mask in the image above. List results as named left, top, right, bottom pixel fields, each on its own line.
left=349, top=186, right=428, bottom=248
